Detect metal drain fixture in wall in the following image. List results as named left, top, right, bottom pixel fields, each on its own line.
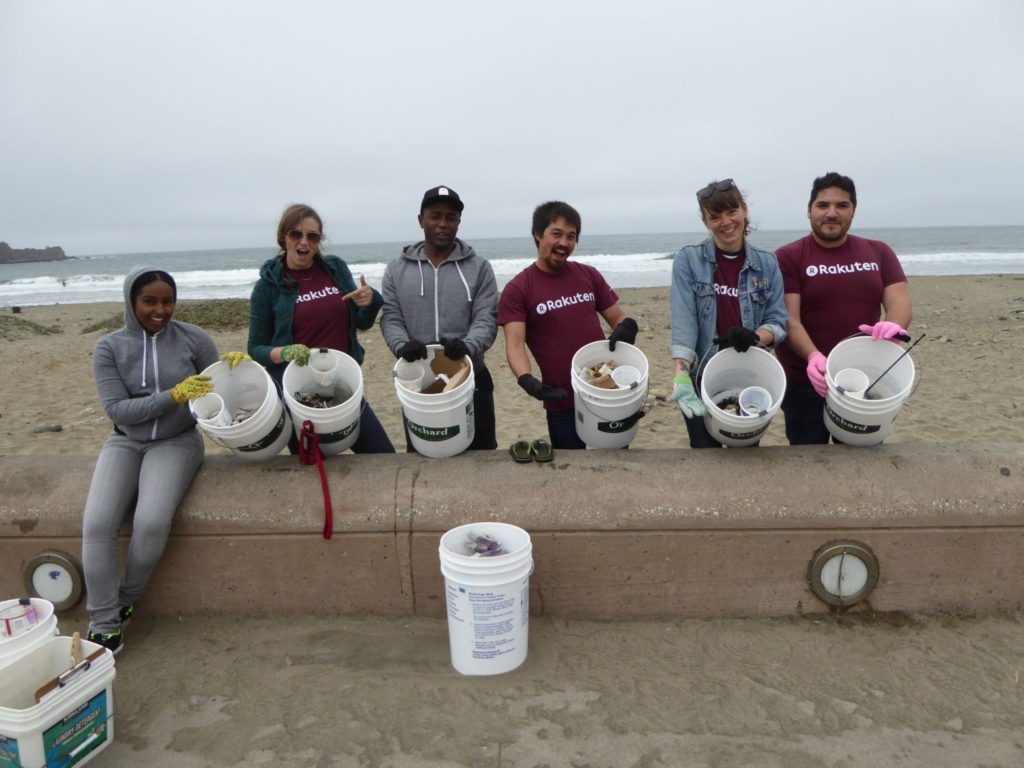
left=807, top=540, right=880, bottom=607
left=23, top=550, right=84, bottom=611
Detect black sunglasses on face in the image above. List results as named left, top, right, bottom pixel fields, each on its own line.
left=287, top=230, right=323, bottom=244
left=696, top=179, right=736, bottom=200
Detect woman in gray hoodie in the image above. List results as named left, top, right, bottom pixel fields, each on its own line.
left=81, top=266, right=221, bottom=654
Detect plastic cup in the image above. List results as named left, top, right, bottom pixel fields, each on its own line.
left=610, top=365, right=642, bottom=389
left=835, top=368, right=870, bottom=399
left=192, top=392, right=231, bottom=427
left=309, top=349, right=339, bottom=388
left=738, top=386, right=773, bottom=417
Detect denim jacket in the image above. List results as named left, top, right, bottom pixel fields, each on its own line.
left=668, top=237, right=787, bottom=372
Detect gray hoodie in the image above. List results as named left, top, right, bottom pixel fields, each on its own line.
left=92, top=265, right=220, bottom=442
left=380, top=238, right=498, bottom=369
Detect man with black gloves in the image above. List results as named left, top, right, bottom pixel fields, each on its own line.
left=498, top=200, right=639, bottom=449
left=381, top=185, right=499, bottom=450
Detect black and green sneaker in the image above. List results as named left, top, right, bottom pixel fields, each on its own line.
left=118, top=604, right=135, bottom=624
left=87, top=629, right=124, bottom=656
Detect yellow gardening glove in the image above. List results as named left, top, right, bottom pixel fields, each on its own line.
left=281, top=344, right=310, bottom=366
left=171, top=374, right=213, bottom=405
left=221, top=351, right=251, bottom=369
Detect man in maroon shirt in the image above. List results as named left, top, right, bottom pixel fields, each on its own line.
left=776, top=172, right=912, bottom=444
left=498, top=201, right=638, bottom=449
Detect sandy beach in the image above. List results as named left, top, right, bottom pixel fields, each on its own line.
left=1, top=275, right=1023, bottom=456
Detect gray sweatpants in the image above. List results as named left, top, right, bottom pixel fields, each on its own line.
left=82, top=429, right=204, bottom=633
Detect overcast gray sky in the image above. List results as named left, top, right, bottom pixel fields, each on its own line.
left=2, top=0, right=1022, bottom=255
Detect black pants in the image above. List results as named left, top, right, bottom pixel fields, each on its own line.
left=781, top=379, right=833, bottom=445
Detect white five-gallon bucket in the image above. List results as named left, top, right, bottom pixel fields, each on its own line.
left=393, top=346, right=475, bottom=458
left=0, top=635, right=116, bottom=767
left=699, top=347, right=786, bottom=447
left=0, top=598, right=58, bottom=666
left=825, top=336, right=916, bottom=446
left=439, top=522, right=533, bottom=676
left=283, top=348, right=364, bottom=455
left=191, top=360, right=292, bottom=461
left=570, top=341, right=649, bottom=449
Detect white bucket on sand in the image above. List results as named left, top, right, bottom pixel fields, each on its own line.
left=0, top=635, right=116, bottom=767
left=439, top=522, right=533, bottom=676
left=0, top=598, right=58, bottom=665
left=570, top=341, right=649, bottom=449
left=825, top=337, right=915, bottom=446
left=699, top=347, right=786, bottom=447
left=283, top=348, right=364, bottom=455
left=393, top=345, right=475, bottom=458
left=192, top=360, right=292, bottom=461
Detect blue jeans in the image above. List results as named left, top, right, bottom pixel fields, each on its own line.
left=781, top=380, right=833, bottom=445
left=546, top=408, right=586, bottom=450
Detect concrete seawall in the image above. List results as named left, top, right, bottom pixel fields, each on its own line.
left=2, top=444, right=1022, bottom=618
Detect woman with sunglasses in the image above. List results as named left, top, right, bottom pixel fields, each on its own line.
left=248, top=203, right=394, bottom=453
left=668, top=179, right=788, bottom=448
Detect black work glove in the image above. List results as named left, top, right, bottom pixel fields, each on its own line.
left=608, top=317, right=639, bottom=351
left=441, top=337, right=470, bottom=360
left=517, top=373, right=568, bottom=402
left=397, top=339, right=428, bottom=362
left=717, top=326, right=760, bottom=353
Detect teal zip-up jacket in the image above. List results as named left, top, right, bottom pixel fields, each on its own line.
left=247, top=254, right=383, bottom=383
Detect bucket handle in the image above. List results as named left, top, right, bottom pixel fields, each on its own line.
left=692, top=342, right=771, bottom=393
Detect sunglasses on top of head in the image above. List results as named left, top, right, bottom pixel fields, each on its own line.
left=287, top=230, right=323, bottom=245
left=696, top=179, right=736, bottom=201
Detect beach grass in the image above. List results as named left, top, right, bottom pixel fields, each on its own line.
left=0, top=314, right=62, bottom=340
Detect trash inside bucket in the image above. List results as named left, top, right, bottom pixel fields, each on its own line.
left=439, top=522, right=533, bottom=676
left=192, top=360, right=291, bottom=461
left=283, top=348, right=364, bottom=455
left=393, top=346, right=475, bottom=458
left=570, top=341, right=649, bottom=448
left=699, top=347, right=786, bottom=447
left=825, top=337, right=915, bottom=446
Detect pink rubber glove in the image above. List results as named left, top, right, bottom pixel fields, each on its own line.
left=806, top=351, right=828, bottom=397
left=858, top=321, right=906, bottom=342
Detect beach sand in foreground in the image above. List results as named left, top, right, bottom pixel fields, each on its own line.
left=2, top=275, right=1023, bottom=456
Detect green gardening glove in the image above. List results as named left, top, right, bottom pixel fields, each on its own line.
left=669, top=373, right=706, bottom=419
left=281, top=344, right=310, bottom=366
left=171, top=374, right=213, bottom=405
left=221, top=351, right=251, bottom=369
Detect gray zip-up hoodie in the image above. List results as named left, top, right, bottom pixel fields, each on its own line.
left=380, top=238, right=498, bottom=369
left=92, top=265, right=220, bottom=442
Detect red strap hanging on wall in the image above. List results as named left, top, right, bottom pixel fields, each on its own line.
left=298, top=419, right=333, bottom=540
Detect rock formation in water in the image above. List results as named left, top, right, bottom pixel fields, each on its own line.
left=0, top=242, right=68, bottom=263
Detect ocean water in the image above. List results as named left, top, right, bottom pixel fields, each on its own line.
left=1, top=225, right=1022, bottom=307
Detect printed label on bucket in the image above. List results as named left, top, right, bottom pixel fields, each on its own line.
left=718, top=423, right=771, bottom=441
left=446, top=581, right=524, bottom=661
left=825, top=404, right=882, bottom=434
left=407, top=419, right=460, bottom=442
left=595, top=410, right=644, bottom=434
left=0, top=735, right=19, bottom=767
left=43, top=689, right=109, bottom=766
left=316, top=419, right=360, bottom=444
left=236, top=410, right=288, bottom=452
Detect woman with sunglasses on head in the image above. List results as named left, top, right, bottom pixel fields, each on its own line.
left=248, top=203, right=394, bottom=453
left=82, top=266, right=236, bottom=654
left=668, top=179, right=788, bottom=448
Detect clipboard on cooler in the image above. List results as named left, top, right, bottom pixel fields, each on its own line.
left=34, top=648, right=108, bottom=703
